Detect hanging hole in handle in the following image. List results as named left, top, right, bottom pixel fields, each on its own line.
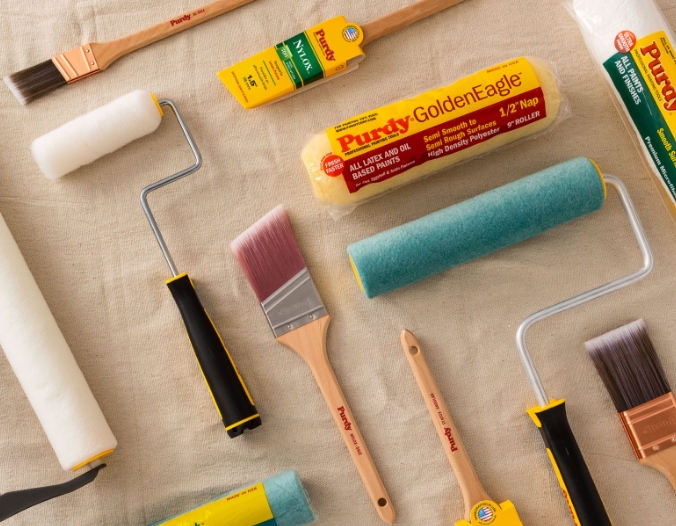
left=409, top=346, right=419, bottom=355
left=378, top=498, right=388, bottom=507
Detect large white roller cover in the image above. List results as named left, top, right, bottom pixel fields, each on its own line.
left=31, top=89, right=163, bottom=179
left=0, top=212, right=117, bottom=471
left=569, top=0, right=667, bottom=63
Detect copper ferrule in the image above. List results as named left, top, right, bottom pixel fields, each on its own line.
left=619, top=392, right=676, bottom=459
left=51, top=44, right=100, bottom=83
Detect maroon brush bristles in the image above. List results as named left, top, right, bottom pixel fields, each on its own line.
left=585, top=319, right=672, bottom=413
left=231, top=206, right=307, bottom=302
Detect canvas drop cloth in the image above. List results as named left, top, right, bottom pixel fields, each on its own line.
left=1, top=0, right=676, bottom=524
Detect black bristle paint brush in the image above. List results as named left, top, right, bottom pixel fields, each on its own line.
left=585, top=319, right=676, bottom=491
left=230, top=206, right=395, bottom=524
left=3, top=0, right=253, bottom=105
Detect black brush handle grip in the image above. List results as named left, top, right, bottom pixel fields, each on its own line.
left=167, top=273, right=260, bottom=438
left=530, top=400, right=612, bottom=526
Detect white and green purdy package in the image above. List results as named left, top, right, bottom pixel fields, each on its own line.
left=567, top=0, right=676, bottom=223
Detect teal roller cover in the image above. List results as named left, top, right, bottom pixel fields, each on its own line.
left=267, top=470, right=316, bottom=526
left=149, top=470, right=315, bottom=526
left=348, top=157, right=606, bottom=299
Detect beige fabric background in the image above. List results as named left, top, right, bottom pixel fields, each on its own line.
left=1, top=0, right=676, bottom=524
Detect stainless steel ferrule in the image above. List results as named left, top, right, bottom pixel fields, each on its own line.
left=261, top=268, right=328, bottom=338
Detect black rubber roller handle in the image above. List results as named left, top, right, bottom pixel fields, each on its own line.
left=0, top=465, right=105, bottom=521
left=529, top=400, right=612, bottom=525
left=167, top=273, right=261, bottom=438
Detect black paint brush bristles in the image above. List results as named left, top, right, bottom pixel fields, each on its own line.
left=585, top=319, right=671, bottom=413
left=3, top=60, right=67, bottom=105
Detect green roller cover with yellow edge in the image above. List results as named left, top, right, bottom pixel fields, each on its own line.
left=347, top=157, right=606, bottom=298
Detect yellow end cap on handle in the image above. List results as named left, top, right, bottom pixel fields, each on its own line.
left=165, top=271, right=189, bottom=285
left=349, top=255, right=365, bottom=293
left=588, top=158, right=607, bottom=200
left=71, top=449, right=115, bottom=472
left=225, top=414, right=261, bottom=432
left=151, top=93, right=164, bottom=117
left=526, top=399, right=566, bottom=428
left=454, top=500, right=523, bottom=526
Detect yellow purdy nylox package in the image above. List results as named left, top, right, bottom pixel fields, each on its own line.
left=218, top=16, right=365, bottom=109
left=301, top=57, right=568, bottom=219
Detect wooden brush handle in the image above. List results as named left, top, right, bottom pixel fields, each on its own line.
left=361, top=0, right=465, bottom=46
left=641, top=448, right=676, bottom=493
left=91, top=0, right=254, bottom=69
left=277, top=316, right=395, bottom=525
left=401, top=330, right=490, bottom=520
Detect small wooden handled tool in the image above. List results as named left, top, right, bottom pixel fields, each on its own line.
left=218, top=0, right=466, bottom=108
left=279, top=317, right=395, bottom=524
left=401, top=330, right=523, bottom=526
left=5, top=0, right=255, bottom=104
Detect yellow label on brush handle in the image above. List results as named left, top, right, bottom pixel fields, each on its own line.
left=218, top=16, right=364, bottom=108
left=454, top=500, right=523, bottom=526
left=155, top=482, right=274, bottom=525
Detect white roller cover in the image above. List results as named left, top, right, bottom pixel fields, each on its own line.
left=569, top=0, right=669, bottom=63
left=31, top=89, right=163, bottom=179
left=0, top=212, right=116, bottom=471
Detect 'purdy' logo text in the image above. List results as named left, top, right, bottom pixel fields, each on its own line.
left=643, top=416, right=676, bottom=434
left=315, top=29, right=336, bottom=61
left=444, top=427, right=458, bottom=452
left=171, top=14, right=191, bottom=26
left=337, top=406, right=352, bottom=431
left=336, top=117, right=411, bottom=153
left=640, top=42, right=676, bottom=111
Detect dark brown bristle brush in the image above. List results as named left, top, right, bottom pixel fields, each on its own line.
left=585, top=319, right=676, bottom=490
left=3, top=0, right=253, bottom=105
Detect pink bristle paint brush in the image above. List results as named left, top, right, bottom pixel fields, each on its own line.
left=230, top=205, right=395, bottom=524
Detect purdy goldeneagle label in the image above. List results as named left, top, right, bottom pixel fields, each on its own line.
left=321, top=58, right=547, bottom=193
left=153, top=482, right=278, bottom=526
left=604, top=31, right=676, bottom=200
left=218, top=16, right=364, bottom=109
